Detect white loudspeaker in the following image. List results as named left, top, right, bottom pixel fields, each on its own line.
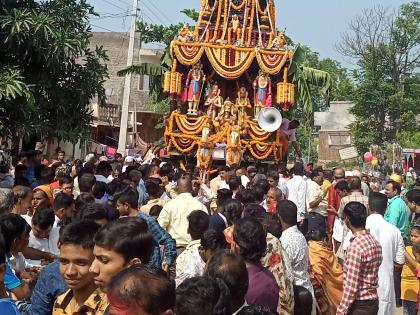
left=257, top=107, right=283, bottom=132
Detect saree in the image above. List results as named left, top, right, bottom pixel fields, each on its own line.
left=308, top=240, right=344, bottom=314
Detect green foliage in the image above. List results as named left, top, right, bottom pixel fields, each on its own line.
left=342, top=2, right=420, bottom=152
left=0, top=0, right=108, bottom=143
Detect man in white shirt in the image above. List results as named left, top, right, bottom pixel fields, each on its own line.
left=278, top=199, right=315, bottom=315
left=306, top=170, right=327, bottom=217
left=94, top=161, right=112, bottom=184
left=28, top=208, right=60, bottom=257
left=158, top=177, right=208, bottom=249
left=287, top=162, right=307, bottom=231
left=366, top=192, right=405, bottom=315
left=209, top=166, right=230, bottom=211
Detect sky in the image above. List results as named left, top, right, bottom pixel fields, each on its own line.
left=88, top=0, right=410, bottom=68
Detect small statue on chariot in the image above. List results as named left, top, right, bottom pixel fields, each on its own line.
left=184, top=62, right=206, bottom=115
left=253, top=70, right=272, bottom=118
left=270, top=29, right=288, bottom=50
left=204, top=82, right=223, bottom=120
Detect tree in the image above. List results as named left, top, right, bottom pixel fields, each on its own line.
left=338, top=2, right=420, bottom=152
left=0, top=0, right=108, bottom=146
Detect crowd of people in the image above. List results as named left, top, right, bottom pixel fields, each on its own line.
left=0, top=148, right=419, bottom=315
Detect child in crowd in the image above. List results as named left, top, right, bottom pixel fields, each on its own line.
left=0, top=232, right=21, bottom=314
left=402, top=222, right=420, bottom=315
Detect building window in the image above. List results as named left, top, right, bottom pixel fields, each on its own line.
left=138, top=75, right=150, bottom=91
left=328, top=134, right=351, bottom=146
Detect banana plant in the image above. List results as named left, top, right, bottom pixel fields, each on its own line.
left=288, top=44, right=332, bottom=130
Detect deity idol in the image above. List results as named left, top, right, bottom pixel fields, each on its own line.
left=215, top=99, right=237, bottom=127
left=235, top=86, right=251, bottom=126
left=204, top=83, right=223, bottom=120
left=253, top=70, right=272, bottom=118
left=185, top=62, right=205, bottom=115
left=231, top=14, right=242, bottom=45
left=270, top=29, right=287, bottom=50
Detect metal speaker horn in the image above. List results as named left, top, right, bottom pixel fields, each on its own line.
left=257, top=107, right=282, bottom=132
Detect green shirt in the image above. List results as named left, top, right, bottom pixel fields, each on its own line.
left=384, top=195, right=410, bottom=237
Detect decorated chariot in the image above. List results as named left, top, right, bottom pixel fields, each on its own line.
left=163, top=0, right=296, bottom=172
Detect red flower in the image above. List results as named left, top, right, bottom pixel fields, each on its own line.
left=268, top=253, right=281, bottom=267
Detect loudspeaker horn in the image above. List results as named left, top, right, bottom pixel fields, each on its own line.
left=257, top=107, right=282, bottom=132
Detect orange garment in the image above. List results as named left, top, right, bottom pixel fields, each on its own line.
left=308, top=240, right=343, bottom=310
left=35, top=184, right=53, bottom=206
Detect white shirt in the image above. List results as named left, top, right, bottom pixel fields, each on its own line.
left=305, top=179, right=327, bottom=217
left=286, top=175, right=307, bottom=221
left=28, top=227, right=60, bottom=256
left=94, top=174, right=110, bottom=184
left=175, top=248, right=205, bottom=287
left=366, top=214, right=405, bottom=315
left=280, top=225, right=312, bottom=292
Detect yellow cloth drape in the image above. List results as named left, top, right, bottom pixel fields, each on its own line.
left=308, top=240, right=344, bottom=310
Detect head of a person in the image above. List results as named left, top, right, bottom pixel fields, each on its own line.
left=92, top=181, right=108, bottom=200
left=0, top=213, right=31, bottom=254
left=223, top=199, right=242, bottom=225
left=77, top=203, right=109, bottom=226
left=413, top=242, right=420, bottom=264
left=236, top=189, right=255, bottom=206
left=128, top=170, right=142, bottom=186
left=12, top=186, right=32, bottom=215
left=75, top=192, right=95, bottom=212
left=361, top=175, right=369, bottom=184
left=176, top=177, right=193, bottom=194
left=266, top=187, right=282, bottom=207
left=59, top=221, right=100, bottom=291
left=343, top=202, right=367, bottom=230
left=57, top=150, right=65, bottom=161
left=306, top=212, right=327, bottom=242
left=216, top=189, right=233, bottom=210
left=32, top=207, right=55, bottom=239
left=289, top=119, right=300, bottom=130
left=206, top=251, right=248, bottom=312
left=58, top=175, right=74, bottom=196
left=218, top=166, right=230, bottom=181
left=232, top=217, right=267, bottom=264
left=410, top=219, right=420, bottom=245
left=384, top=180, right=401, bottom=199
left=200, top=230, right=228, bottom=263
left=310, top=170, right=324, bottom=186
left=145, top=178, right=162, bottom=199
left=116, top=188, right=139, bottom=216
left=96, top=161, right=112, bottom=178
left=253, top=185, right=266, bottom=204
left=246, top=166, right=257, bottom=181
left=242, top=203, right=265, bottom=221
left=90, top=217, right=153, bottom=291
left=0, top=188, right=14, bottom=215
left=53, top=193, right=76, bottom=220
left=333, top=168, right=345, bottom=181
left=292, top=162, right=304, bottom=176
left=261, top=212, right=282, bottom=239
left=335, top=180, right=350, bottom=198
left=79, top=173, right=96, bottom=193
left=39, top=167, right=55, bottom=184
left=14, top=164, right=27, bottom=179
left=227, top=176, right=241, bottom=192
left=406, top=189, right=420, bottom=213
left=107, top=265, right=175, bottom=315
left=187, top=210, right=209, bottom=241
left=293, top=285, right=313, bottom=315
left=368, top=192, right=388, bottom=216
left=266, top=170, right=279, bottom=188
left=175, top=276, right=230, bottom=315
left=348, top=176, right=362, bottom=191
left=277, top=199, right=297, bottom=229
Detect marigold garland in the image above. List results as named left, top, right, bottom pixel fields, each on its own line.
left=211, top=0, right=223, bottom=42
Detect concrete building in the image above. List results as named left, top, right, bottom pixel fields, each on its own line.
left=314, top=101, right=356, bottom=162
left=89, top=32, right=165, bottom=148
